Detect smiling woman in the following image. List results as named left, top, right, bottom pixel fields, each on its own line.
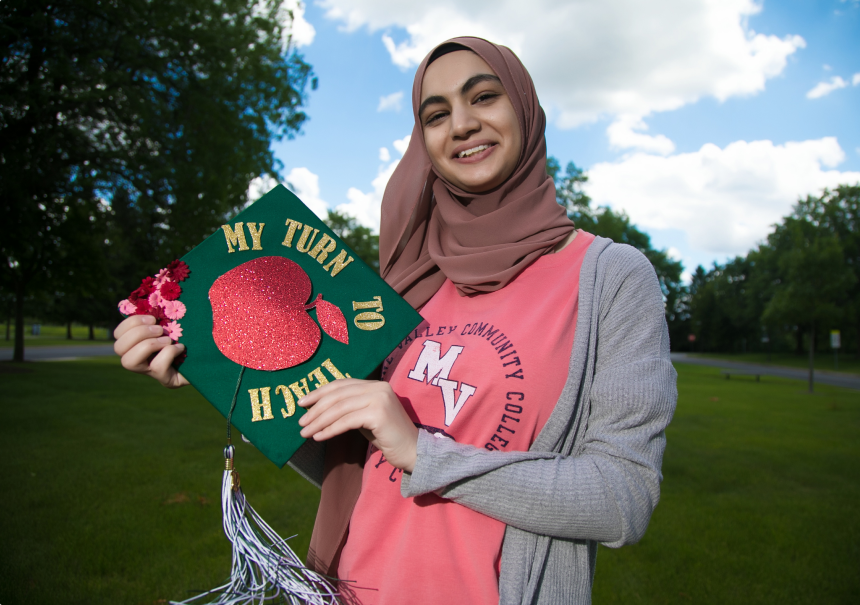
left=113, top=36, right=677, bottom=605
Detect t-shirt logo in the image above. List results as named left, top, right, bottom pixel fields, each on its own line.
left=407, top=340, right=477, bottom=426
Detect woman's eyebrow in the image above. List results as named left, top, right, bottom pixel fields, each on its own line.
left=418, top=95, right=446, bottom=120
left=461, top=73, right=502, bottom=95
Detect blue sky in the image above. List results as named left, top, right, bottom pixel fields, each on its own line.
left=261, top=0, right=860, bottom=280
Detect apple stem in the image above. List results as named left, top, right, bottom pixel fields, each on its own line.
left=305, top=293, right=323, bottom=310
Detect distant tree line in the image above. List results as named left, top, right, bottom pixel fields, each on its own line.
left=686, top=185, right=858, bottom=358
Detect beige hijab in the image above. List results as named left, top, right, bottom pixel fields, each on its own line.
left=379, top=37, right=574, bottom=309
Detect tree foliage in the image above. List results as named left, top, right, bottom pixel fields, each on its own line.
left=1, top=0, right=316, bottom=360
left=324, top=210, right=380, bottom=273
left=689, top=185, right=859, bottom=362
left=548, top=157, right=688, bottom=344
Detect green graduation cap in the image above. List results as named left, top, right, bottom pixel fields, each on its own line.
left=174, top=185, right=422, bottom=467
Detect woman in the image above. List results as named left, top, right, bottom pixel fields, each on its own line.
left=115, top=37, right=676, bottom=605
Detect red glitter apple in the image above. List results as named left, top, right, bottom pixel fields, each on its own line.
left=209, top=257, right=348, bottom=371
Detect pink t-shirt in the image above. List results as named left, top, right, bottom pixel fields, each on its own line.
left=337, top=231, right=595, bottom=605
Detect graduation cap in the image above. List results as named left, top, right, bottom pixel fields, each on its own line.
left=120, top=185, right=422, bottom=604
left=172, top=184, right=422, bottom=467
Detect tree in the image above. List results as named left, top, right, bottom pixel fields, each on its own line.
left=548, top=157, right=688, bottom=347
left=324, top=210, right=380, bottom=273
left=763, top=217, right=856, bottom=391
left=1, top=0, right=316, bottom=361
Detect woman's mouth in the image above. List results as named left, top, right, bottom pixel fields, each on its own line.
left=453, top=143, right=497, bottom=162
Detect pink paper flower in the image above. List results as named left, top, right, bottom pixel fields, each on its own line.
left=162, top=299, right=187, bottom=320
left=148, top=290, right=163, bottom=308
left=118, top=300, right=137, bottom=316
left=164, top=321, right=183, bottom=341
left=153, top=268, right=171, bottom=286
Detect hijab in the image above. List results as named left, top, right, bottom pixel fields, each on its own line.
left=379, top=37, right=574, bottom=309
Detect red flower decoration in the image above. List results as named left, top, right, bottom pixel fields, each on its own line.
left=159, top=281, right=181, bottom=301
left=133, top=298, right=153, bottom=314
left=168, top=260, right=190, bottom=282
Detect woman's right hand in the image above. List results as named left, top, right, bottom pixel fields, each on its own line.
left=114, top=315, right=190, bottom=389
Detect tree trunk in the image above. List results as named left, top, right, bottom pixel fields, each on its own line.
left=808, top=322, right=815, bottom=394
left=13, top=279, right=25, bottom=363
left=88, top=324, right=94, bottom=340
left=795, top=326, right=804, bottom=355
left=67, top=321, right=73, bottom=340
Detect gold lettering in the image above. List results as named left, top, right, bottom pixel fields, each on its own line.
left=296, top=225, right=319, bottom=253
left=308, top=234, right=337, bottom=262
left=323, top=249, right=355, bottom=277
left=354, top=311, right=385, bottom=331
left=249, top=387, right=274, bottom=422
left=275, top=385, right=296, bottom=418
left=221, top=222, right=249, bottom=253
left=352, top=296, right=383, bottom=312
left=289, top=378, right=311, bottom=401
left=321, top=358, right=351, bottom=380
left=246, top=222, right=265, bottom=250
left=307, top=367, right=329, bottom=390
left=282, top=219, right=302, bottom=247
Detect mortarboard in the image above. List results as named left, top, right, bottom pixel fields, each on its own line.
left=173, top=184, right=423, bottom=467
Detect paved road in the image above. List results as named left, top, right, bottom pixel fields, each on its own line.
left=0, top=344, right=116, bottom=361
left=671, top=353, right=860, bottom=391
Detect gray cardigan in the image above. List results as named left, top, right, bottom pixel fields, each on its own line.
left=290, top=236, right=678, bottom=604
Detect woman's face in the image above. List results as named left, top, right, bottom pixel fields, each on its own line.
left=419, top=51, right=522, bottom=193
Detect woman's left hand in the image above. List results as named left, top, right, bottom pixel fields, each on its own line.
left=297, top=379, right=419, bottom=472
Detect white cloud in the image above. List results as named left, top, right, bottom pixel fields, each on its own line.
left=335, top=135, right=411, bottom=232
left=377, top=91, right=404, bottom=112
left=806, top=76, right=849, bottom=99
left=853, top=73, right=860, bottom=86
left=379, top=147, right=391, bottom=162
left=284, top=167, right=329, bottom=218
left=319, top=0, right=805, bottom=126
left=585, top=137, right=860, bottom=261
left=247, top=168, right=329, bottom=218
left=260, top=0, right=316, bottom=49
left=823, top=64, right=832, bottom=71
left=607, top=115, right=675, bottom=155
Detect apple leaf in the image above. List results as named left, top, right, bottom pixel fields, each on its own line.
left=316, top=299, right=349, bottom=344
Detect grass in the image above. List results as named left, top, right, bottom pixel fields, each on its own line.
left=685, top=351, right=860, bottom=376
left=592, top=363, right=860, bottom=604
left=0, top=358, right=320, bottom=604
left=0, top=323, right=112, bottom=347
left=0, top=359, right=857, bottom=603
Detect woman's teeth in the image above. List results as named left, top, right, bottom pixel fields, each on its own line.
left=458, top=144, right=490, bottom=158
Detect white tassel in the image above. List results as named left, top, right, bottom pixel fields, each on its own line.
left=171, top=445, right=339, bottom=605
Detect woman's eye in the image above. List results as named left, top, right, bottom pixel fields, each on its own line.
left=475, top=92, right=499, bottom=104
left=424, top=111, right=447, bottom=126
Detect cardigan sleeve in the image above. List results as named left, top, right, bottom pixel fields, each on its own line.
left=400, top=245, right=677, bottom=546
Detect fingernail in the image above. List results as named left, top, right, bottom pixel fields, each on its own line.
left=297, top=397, right=307, bottom=406
left=142, top=315, right=155, bottom=324
left=157, top=336, right=172, bottom=344
left=299, top=428, right=309, bottom=437
left=150, top=325, right=164, bottom=335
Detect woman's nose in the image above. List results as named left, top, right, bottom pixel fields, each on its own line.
left=450, top=105, right=480, bottom=139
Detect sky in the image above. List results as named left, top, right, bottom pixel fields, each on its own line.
left=258, top=0, right=860, bottom=281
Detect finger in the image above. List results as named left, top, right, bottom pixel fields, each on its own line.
left=298, top=382, right=382, bottom=426
left=113, top=314, right=155, bottom=341
left=298, top=378, right=365, bottom=407
left=310, top=408, right=374, bottom=442
left=299, top=393, right=373, bottom=437
left=120, top=335, right=173, bottom=372
left=114, top=322, right=164, bottom=357
left=149, top=343, right=186, bottom=387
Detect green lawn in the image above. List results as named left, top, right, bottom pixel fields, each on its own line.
left=687, top=351, right=860, bottom=376
left=593, top=363, right=859, bottom=604
left=0, top=359, right=857, bottom=604
left=0, top=323, right=112, bottom=347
